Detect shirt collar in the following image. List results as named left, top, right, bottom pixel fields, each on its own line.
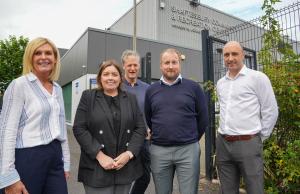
left=26, top=72, right=58, bottom=87
left=160, top=74, right=182, bottom=86
left=225, top=65, right=247, bottom=80
left=123, top=78, right=139, bottom=87
left=27, top=72, right=38, bottom=81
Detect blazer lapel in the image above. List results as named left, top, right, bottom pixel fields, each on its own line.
left=96, top=90, right=115, bottom=134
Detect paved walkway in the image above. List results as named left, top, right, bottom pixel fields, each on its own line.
left=67, top=127, right=220, bottom=194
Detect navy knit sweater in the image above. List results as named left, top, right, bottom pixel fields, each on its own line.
left=144, top=78, right=208, bottom=146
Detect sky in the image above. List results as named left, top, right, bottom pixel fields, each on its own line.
left=0, top=0, right=297, bottom=49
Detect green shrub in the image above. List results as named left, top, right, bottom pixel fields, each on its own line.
left=264, top=139, right=300, bottom=193
left=259, top=0, right=300, bottom=193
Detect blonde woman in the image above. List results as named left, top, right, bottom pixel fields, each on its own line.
left=0, top=37, right=70, bottom=194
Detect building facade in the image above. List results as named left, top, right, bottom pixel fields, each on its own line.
left=59, top=0, right=261, bottom=176
left=60, top=28, right=204, bottom=124
left=110, top=0, right=246, bottom=50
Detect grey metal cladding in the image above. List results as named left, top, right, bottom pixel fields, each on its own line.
left=105, top=33, right=132, bottom=63
left=87, top=30, right=106, bottom=74
left=59, top=32, right=88, bottom=86
left=59, top=28, right=204, bottom=86
left=109, top=0, right=157, bottom=40
left=110, top=0, right=247, bottom=50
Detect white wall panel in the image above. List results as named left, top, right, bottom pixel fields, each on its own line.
left=71, top=74, right=96, bottom=125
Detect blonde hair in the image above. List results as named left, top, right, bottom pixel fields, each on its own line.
left=160, top=48, right=182, bottom=64
left=22, top=37, right=61, bottom=81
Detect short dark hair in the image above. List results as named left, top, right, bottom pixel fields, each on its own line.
left=96, top=59, right=123, bottom=91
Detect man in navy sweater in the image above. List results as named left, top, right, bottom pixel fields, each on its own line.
left=144, top=48, right=208, bottom=194
left=121, top=50, right=151, bottom=194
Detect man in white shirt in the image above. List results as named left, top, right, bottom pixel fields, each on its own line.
left=216, top=41, right=278, bottom=194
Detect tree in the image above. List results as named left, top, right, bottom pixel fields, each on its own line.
left=0, top=35, right=29, bottom=96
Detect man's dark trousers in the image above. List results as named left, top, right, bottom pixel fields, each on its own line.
left=130, top=140, right=151, bottom=194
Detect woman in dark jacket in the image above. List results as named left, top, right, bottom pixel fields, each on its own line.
left=73, top=60, right=146, bottom=194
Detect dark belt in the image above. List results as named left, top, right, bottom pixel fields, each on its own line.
left=221, top=134, right=257, bottom=142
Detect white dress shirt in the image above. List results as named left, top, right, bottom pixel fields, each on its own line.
left=217, top=65, right=278, bottom=140
left=0, top=73, right=70, bottom=188
left=160, top=74, right=182, bottom=86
